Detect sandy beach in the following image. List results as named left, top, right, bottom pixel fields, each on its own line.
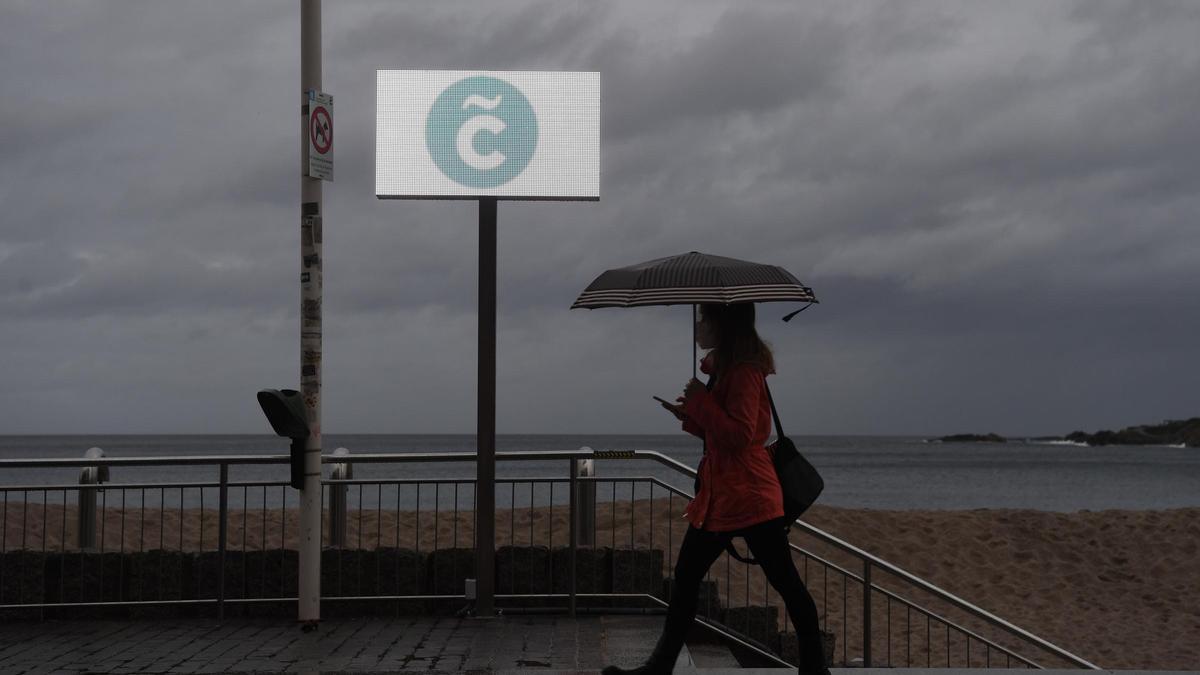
left=3, top=498, right=1196, bottom=669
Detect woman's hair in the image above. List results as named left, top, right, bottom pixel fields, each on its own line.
left=700, top=303, right=775, bottom=375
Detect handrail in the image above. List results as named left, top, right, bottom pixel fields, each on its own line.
left=0, top=448, right=694, bottom=469
left=640, top=476, right=1044, bottom=669
left=0, top=480, right=291, bottom=491
left=0, top=446, right=700, bottom=468
left=0, top=455, right=292, bottom=468
left=626, top=452, right=1096, bottom=669
left=0, top=449, right=603, bottom=468
left=866, top=584, right=1041, bottom=669
left=784, top=513, right=1099, bottom=669
left=500, top=450, right=1095, bottom=669
left=0, top=446, right=1098, bottom=668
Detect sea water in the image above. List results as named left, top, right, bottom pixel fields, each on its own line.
left=1, top=434, right=1197, bottom=512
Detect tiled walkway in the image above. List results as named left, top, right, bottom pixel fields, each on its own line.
left=5, top=617, right=1178, bottom=675
left=0, top=615, right=670, bottom=674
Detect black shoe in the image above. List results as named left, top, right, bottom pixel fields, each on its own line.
left=601, top=636, right=675, bottom=675
left=601, top=662, right=671, bottom=675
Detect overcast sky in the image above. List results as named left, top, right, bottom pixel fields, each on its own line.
left=2, top=1, right=1198, bottom=436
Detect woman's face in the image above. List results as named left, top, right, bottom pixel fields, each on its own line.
left=695, top=313, right=717, bottom=350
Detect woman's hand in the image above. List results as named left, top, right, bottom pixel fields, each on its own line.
left=681, top=378, right=705, bottom=405
left=660, top=400, right=687, bottom=421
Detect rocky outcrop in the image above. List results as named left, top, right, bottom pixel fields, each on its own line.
left=935, top=418, right=1200, bottom=447
left=936, top=433, right=1007, bottom=443
left=1064, top=417, right=1200, bottom=447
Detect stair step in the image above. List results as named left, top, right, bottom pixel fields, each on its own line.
left=685, top=642, right=741, bottom=668
left=676, top=645, right=695, bottom=670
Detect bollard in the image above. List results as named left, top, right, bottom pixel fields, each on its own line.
left=574, top=452, right=595, bottom=547
left=329, top=447, right=351, bottom=549
left=78, top=447, right=109, bottom=550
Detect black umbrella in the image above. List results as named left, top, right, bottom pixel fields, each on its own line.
left=571, top=251, right=818, bottom=375
left=571, top=251, right=816, bottom=308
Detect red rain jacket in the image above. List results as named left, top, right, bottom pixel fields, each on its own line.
left=682, top=351, right=783, bottom=532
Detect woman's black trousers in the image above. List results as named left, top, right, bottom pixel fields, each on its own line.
left=654, top=518, right=827, bottom=674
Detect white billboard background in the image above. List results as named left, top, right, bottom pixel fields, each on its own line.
left=376, top=70, right=600, bottom=200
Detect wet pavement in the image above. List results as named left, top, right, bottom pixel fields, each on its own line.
left=4, top=616, right=1181, bottom=674
left=0, top=614, right=699, bottom=674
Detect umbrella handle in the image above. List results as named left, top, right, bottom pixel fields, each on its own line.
left=692, top=304, right=697, bottom=379
left=782, top=302, right=815, bottom=322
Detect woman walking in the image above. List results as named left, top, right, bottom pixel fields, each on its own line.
left=603, top=302, right=829, bottom=675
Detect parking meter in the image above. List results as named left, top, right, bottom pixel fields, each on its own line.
left=256, top=389, right=310, bottom=489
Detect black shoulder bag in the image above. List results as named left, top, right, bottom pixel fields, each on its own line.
left=723, top=380, right=825, bottom=565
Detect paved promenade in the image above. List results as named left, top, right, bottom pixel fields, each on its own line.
left=2, top=616, right=1193, bottom=674
left=0, top=615, right=728, bottom=674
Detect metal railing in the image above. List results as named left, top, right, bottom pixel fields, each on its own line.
left=0, top=447, right=1099, bottom=670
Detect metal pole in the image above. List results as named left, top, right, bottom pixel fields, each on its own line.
left=299, top=0, right=323, bottom=627
left=574, top=455, right=595, bottom=547
left=568, top=459, right=577, bottom=616
left=77, top=447, right=105, bottom=551
left=863, top=560, right=873, bottom=667
left=476, top=197, right=497, bottom=616
left=78, top=476, right=96, bottom=550
left=330, top=448, right=351, bottom=549
left=218, top=462, right=228, bottom=620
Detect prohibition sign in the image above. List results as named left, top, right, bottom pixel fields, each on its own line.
left=310, top=105, right=332, bottom=154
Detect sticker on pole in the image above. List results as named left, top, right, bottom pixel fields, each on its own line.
left=307, top=91, right=333, bottom=181
left=376, top=70, right=599, bottom=200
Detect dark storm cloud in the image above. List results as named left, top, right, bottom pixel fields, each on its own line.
left=329, top=1, right=608, bottom=71
left=595, top=10, right=850, bottom=142
left=2, top=0, right=1198, bottom=434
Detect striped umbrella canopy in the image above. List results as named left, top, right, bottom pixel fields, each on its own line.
left=572, top=252, right=818, bottom=377
left=571, top=251, right=817, bottom=309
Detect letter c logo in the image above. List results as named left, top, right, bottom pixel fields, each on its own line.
left=426, top=77, right=538, bottom=189
left=457, top=115, right=506, bottom=170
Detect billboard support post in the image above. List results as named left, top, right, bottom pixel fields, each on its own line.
left=476, top=197, right=497, bottom=616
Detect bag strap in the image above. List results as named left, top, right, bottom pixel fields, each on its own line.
left=724, top=539, right=757, bottom=564
left=764, top=380, right=785, bottom=441
left=700, top=371, right=716, bottom=456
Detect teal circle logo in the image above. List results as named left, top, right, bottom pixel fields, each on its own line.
left=425, top=76, right=538, bottom=188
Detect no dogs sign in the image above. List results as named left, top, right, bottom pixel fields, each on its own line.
left=307, top=90, right=333, bottom=181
